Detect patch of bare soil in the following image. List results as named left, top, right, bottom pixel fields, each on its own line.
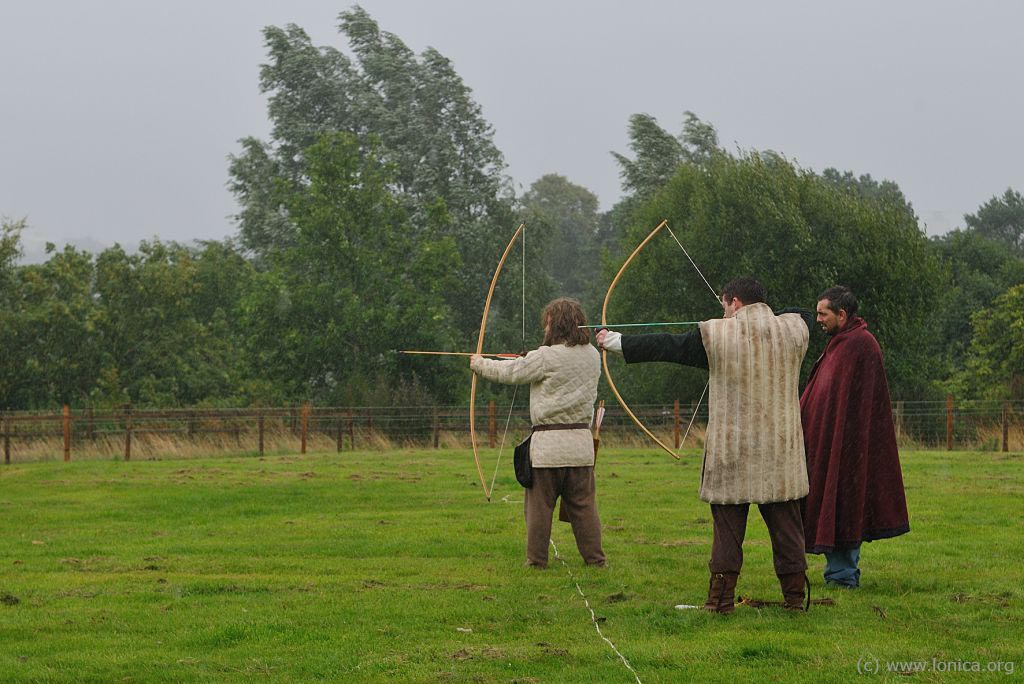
left=535, top=642, right=569, bottom=657
left=951, top=591, right=1013, bottom=607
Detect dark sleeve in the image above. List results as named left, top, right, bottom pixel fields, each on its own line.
left=776, top=307, right=815, bottom=333
left=620, top=329, right=709, bottom=370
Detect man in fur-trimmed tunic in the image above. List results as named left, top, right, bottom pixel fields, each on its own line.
left=800, top=286, right=909, bottom=588
left=599, top=277, right=812, bottom=612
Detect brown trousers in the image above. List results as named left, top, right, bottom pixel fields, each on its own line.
left=524, top=466, right=605, bottom=568
left=710, top=500, right=807, bottom=576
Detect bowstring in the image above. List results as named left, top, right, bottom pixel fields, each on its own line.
left=661, top=222, right=717, bottom=451
left=663, top=223, right=718, bottom=301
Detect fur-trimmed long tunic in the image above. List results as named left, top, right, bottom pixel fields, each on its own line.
left=622, top=302, right=809, bottom=504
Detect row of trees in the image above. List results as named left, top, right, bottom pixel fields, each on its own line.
left=2, top=7, right=1022, bottom=410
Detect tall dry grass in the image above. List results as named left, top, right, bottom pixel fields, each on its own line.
left=3, top=428, right=380, bottom=463
left=3, top=425, right=708, bottom=463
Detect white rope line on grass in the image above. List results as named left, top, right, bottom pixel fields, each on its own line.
left=549, top=538, right=643, bottom=684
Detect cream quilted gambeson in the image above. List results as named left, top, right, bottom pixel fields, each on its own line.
left=470, top=344, right=600, bottom=467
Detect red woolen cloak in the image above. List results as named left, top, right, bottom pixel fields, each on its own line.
left=799, top=317, right=910, bottom=553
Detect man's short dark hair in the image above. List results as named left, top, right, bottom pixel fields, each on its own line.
left=818, top=285, right=859, bottom=317
left=721, top=277, right=766, bottom=305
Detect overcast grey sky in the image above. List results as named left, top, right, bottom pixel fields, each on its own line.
left=2, top=1, right=1022, bottom=261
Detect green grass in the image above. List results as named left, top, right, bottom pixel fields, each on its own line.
left=0, top=448, right=1021, bottom=683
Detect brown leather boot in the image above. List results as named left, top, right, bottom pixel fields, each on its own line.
left=702, top=572, right=738, bottom=614
left=779, top=572, right=809, bottom=611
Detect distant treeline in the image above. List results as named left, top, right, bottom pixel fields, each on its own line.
left=2, top=7, right=1022, bottom=410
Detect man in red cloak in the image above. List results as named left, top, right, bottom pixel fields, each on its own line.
left=800, top=286, right=910, bottom=588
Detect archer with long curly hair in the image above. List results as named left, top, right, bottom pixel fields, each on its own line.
left=471, top=298, right=605, bottom=568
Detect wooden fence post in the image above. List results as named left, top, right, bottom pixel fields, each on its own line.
left=124, top=404, right=132, bottom=461
left=895, top=401, right=904, bottom=443
left=946, top=394, right=953, bottom=451
left=1003, top=401, right=1010, bottom=453
left=258, top=412, right=265, bottom=456
left=63, top=405, right=71, bottom=462
left=432, top=408, right=440, bottom=449
left=300, top=403, right=310, bottom=454
left=673, top=399, right=681, bottom=449
left=336, top=414, right=343, bottom=453
left=488, top=400, right=496, bottom=449
left=3, top=415, right=9, bottom=465
left=348, top=409, right=355, bottom=450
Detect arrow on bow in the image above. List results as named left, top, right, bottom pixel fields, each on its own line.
left=399, top=351, right=522, bottom=358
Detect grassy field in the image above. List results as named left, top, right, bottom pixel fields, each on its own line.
left=0, top=447, right=1021, bottom=683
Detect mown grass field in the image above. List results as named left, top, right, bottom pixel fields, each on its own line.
left=1, top=447, right=1021, bottom=683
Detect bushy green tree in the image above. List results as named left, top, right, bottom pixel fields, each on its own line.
left=0, top=232, right=103, bottom=409
left=606, top=151, right=946, bottom=402
left=961, top=285, right=1024, bottom=399
left=0, top=217, right=21, bottom=290
left=931, top=229, right=1024, bottom=375
left=964, top=188, right=1024, bottom=255
left=229, top=6, right=516, bottom=340
left=0, top=219, right=25, bottom=405
left=241, top=132, right=461, bottom=405
left=90, top=240, right=257, bottom=408
left=820, top=168, right=917, bottom=223
left=519, top=174, right=601, bottom=309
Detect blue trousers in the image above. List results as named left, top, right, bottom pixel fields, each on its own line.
left=824, top=545, right=861, bottom=587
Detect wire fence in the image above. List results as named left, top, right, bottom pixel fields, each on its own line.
left=1, top=398, right=1021, bottom=463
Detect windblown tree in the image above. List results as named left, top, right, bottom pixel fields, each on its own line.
left=603, top=110, right=723, bottom=267
left=611, top=111, right=721, bottom=199
left=229, top=6, right=518, bottom=340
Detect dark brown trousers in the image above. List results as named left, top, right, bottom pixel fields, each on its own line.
left=709, top=500, right=807, bottom=576
left=524, top=466, right=605, bottom=568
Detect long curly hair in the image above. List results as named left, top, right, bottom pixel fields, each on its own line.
left=542, top=298, right=591, bottom=347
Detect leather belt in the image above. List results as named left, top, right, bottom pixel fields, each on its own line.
left=532, top=423, right=590, bottom=432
